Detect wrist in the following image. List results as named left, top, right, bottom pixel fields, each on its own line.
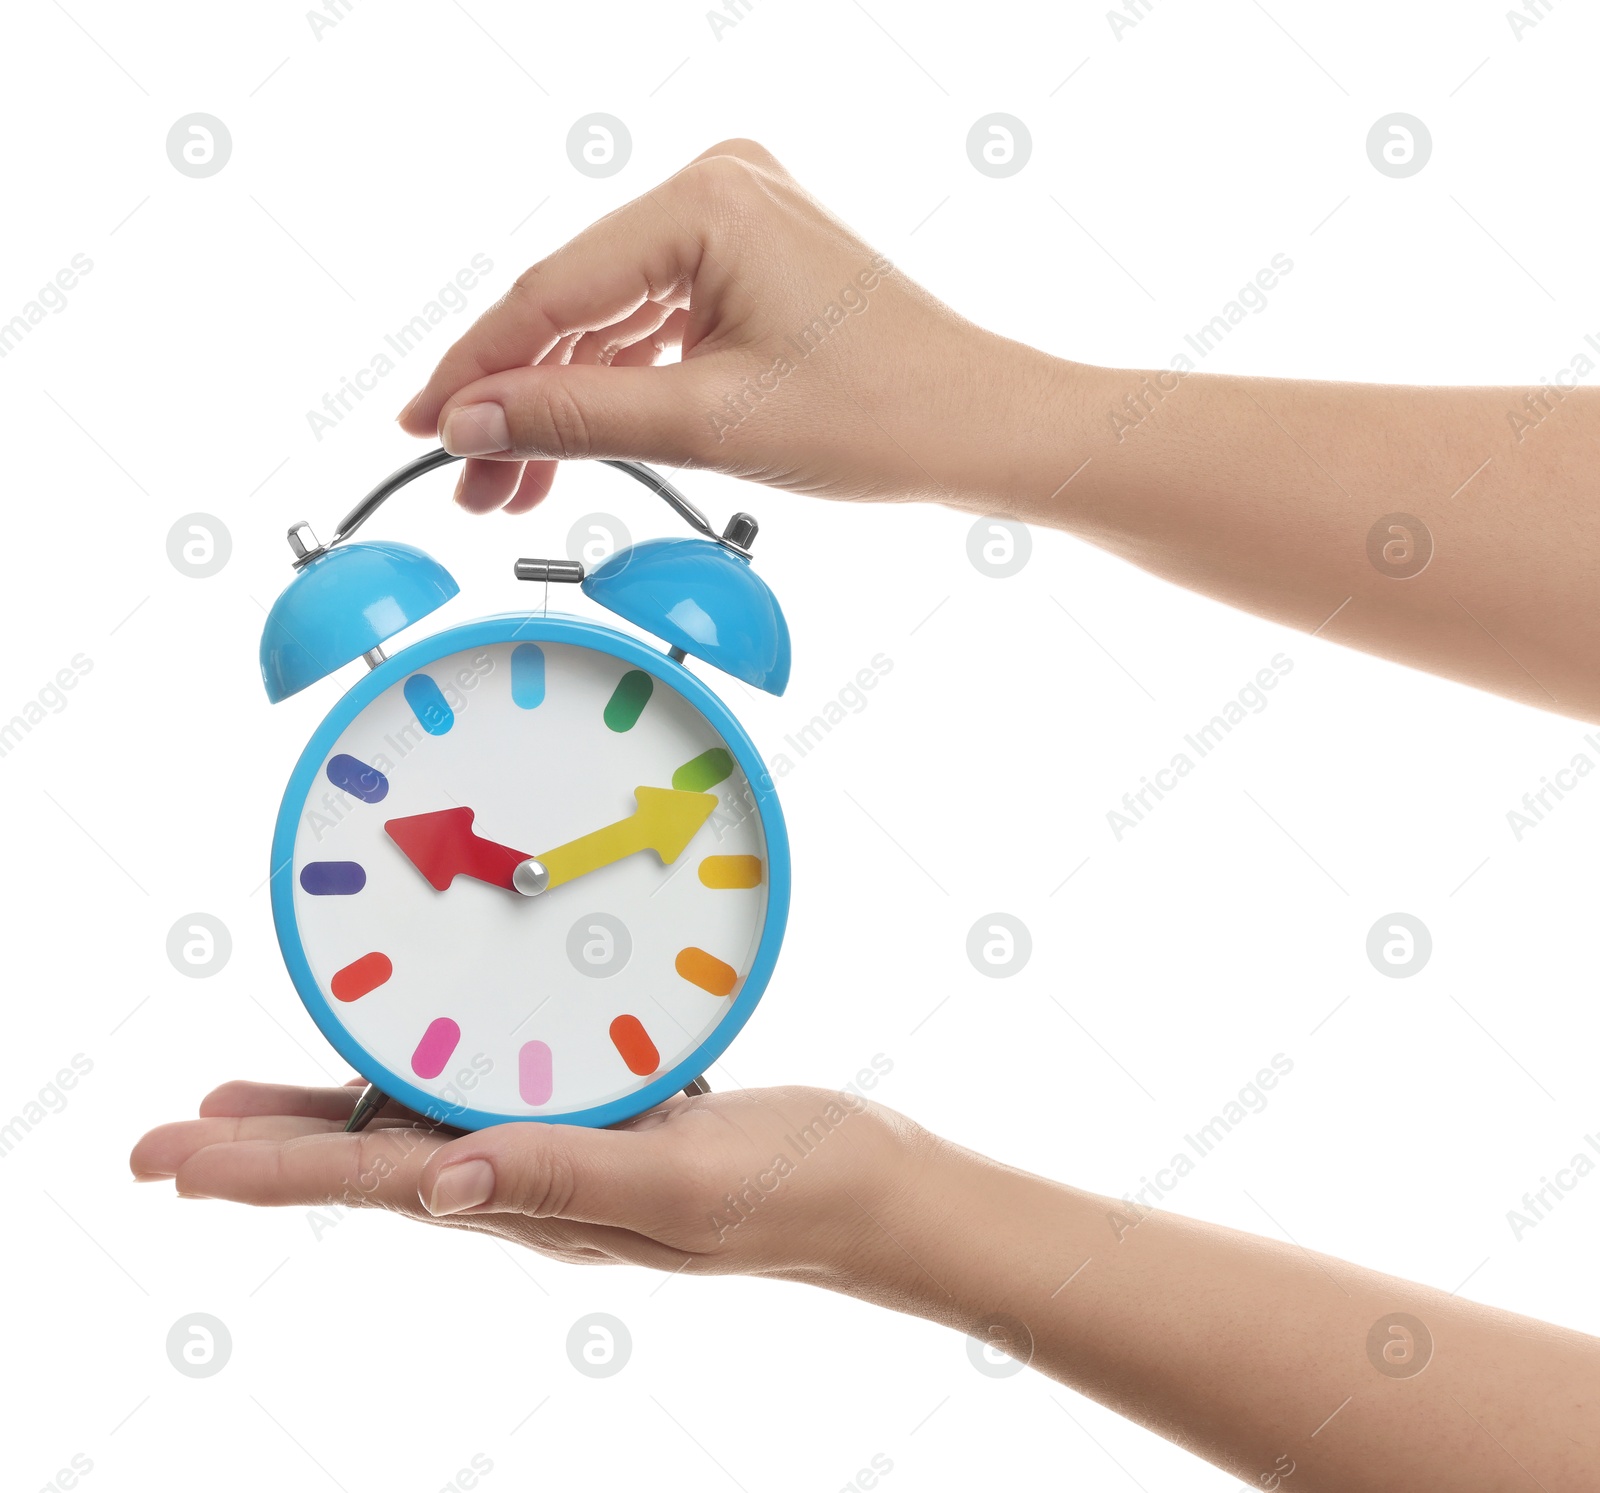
left=933, top=332, right=1114, bottom=522
left=815, top=1124, right=1108, bottom=1340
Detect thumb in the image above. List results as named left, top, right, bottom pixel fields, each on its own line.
left=435, top=361, right=721, bottom=472
left=417, top=1117, right=687, bottom=1228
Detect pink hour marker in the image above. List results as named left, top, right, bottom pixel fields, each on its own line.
left=519, top=1041, right=553, bottom=1105
left=411, top=1017, right=461, bottom=1079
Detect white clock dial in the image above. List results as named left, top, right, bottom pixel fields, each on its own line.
left=283, top=636, right=773, bottom=1122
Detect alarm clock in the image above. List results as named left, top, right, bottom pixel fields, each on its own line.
left=258, top=449, right=791, bottom=1132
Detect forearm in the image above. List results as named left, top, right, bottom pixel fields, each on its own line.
left=967, top=344, right=1600, bottom=722
left=828, top=1135, right=1600, bottom=1491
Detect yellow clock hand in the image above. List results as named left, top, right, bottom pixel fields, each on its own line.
left=536, top=787, right=718, bottom=891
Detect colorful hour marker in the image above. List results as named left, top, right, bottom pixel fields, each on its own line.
left=411, top=1017, right=461, bottom=1079
left=675, top=946, right=738, bottom=997
left=519, top=1040, right=553, bottom=1105
left=603, top=669, right=653, bottom=733
left=326, top=753, right=388, bottom=804
left=510, top=643, right=546, bottom=709
left=672, top=748, right=733, bottom=793
left=299, top=861, right=367, bottom=896
left=609, top=1014, right=660, bottom=1075
left=698, top=855, right=763, bottom=890
left=331, top=951, right=392, bottom=1002
left=403, top=673, right=454, bottom=736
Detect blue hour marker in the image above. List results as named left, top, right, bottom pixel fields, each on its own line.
left=510, top=643, right=546, bottom=709
left=326, top=754, right=388, bottom=803
left=404, top=673, right=454, bottom=735
left=300, top=861, right=367, bottom=896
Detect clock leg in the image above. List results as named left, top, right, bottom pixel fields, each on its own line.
left=344, top=1084, right=391, bottom=1132
left=682, top=1076, right=712, bottom=1098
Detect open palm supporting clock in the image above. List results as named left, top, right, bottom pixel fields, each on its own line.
left=258, top=450, right=791, bottom=1131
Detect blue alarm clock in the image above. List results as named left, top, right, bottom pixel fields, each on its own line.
left=258, top=449, right=791, bottom=1132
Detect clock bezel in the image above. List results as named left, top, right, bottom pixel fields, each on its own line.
left=270, top=611, right=790, bottom=1130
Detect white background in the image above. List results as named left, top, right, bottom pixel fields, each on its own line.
left=3, top=2, right=1597, bottom=1489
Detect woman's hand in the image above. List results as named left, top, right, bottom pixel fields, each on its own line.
left=396, top=138, right=1068, bottom=516
left=130, top=1078, right=927, bottom=1282
left=132, top=1075, right=1600, bottom=1489
left=395, top=137, right=1600, bottom=720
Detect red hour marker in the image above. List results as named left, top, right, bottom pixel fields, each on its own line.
left=609, top=1015, right=659, bottom=1076
left=331, top=952, right=392, bottom=1002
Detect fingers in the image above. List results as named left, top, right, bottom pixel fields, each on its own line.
left=396, top=177, right=711, bottom=439
left=386, top=137, right=928, bottom=511
left=436, top=360, right=712, bottom=469
left=464, top=306, right=687, bottom=515
left=453, top=455, right=527, bottom=515
left=149, top=1120, right=686, bottom=1268
left=195, top=1079, right=426, bottom=1126
left=417, top=1119, right=688, bottom=1232
left=500, top=460, right=557, bottom=516
left=132, top=1115, right=336, bottom=1179
left=148, top=1082, right=687, bottom=1228
left=175, top=1128, right=446, bottom=1211
left=144, top=1082, right=688, bottom=1224
left=568, top=299, right=678, bottom=367
left=198, top=1079, right=360, bottom=1122
left=604, top=306, right=690, bottom=371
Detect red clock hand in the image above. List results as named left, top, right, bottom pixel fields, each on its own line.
left=384, top=808, right=533, bottom=892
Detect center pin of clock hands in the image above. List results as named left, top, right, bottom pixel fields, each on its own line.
left=510, top=858, right=549, bottom=896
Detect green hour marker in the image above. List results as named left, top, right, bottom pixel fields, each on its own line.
left=604, top=669, right=654, bottom=733
left=672, top=747, right=733, bottom=793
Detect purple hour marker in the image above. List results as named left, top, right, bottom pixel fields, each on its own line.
left=326, top=754, right=389, bottom=804
left=299, top=861, right=366, bottom=896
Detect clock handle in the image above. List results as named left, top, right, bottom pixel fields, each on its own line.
left=332, top=447, right=460, bottom=547
left=321, top=447, right=756, bottom=557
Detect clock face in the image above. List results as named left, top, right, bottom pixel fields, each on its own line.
left=274, top=621, right=783, bottom=1127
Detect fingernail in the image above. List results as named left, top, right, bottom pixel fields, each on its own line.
left=396, top=388, right=425, bottom=424
left=441, top=402, right=510, bottom=457
left=426, top=1159, right=495, bottom=1216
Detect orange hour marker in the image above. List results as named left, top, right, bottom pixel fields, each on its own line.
left=698, top=855, right=763, bottom=890
left=609, top=1015, right=659, bottom=1076
left=675, top=946, right=738, bottom=997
